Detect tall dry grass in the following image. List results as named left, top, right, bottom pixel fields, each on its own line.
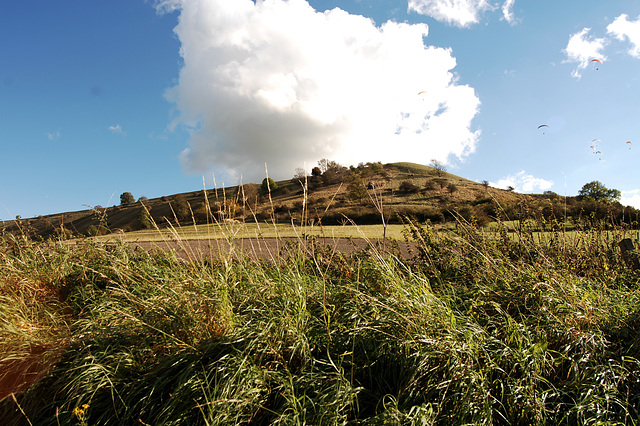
left=1, top=200, right=640, bottom=424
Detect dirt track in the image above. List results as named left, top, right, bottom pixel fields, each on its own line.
left=129, top=237, right=420, bottom=262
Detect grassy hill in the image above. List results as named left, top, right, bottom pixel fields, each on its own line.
left=0, top=162, right=531, bottom=240
left=1, top=161, right=635, bottom=240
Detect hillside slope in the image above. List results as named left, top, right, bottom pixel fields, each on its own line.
left=0, top=162, right=547, bottom=239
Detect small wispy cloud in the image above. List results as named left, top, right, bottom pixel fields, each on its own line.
left=607, top=14, right=640, bottom=58
left=407, top=0, right=518, bottom=28
left=501, top=0, right=519, bottom=25
left=46, top=130, right=61, bottom=141
left=108, top=124, right=126, bottom=135
left=563, top=28, right=607, bottom=79
left=408, top=0, right=495, bottom=28
left=491, top=171, right=553, bottom=193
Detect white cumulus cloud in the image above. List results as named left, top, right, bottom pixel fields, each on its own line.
left=621, top=189, right=640, bottom=209
left=161, top=0, right=481, bottom=182
left=563, top=28, right=607, bottom=79
left=607, top=14, right=640, bottom=58
left=491, top=171, right=553, bottom=193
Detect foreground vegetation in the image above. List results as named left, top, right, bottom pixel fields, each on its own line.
left=2, top=212, right=640, bottom=425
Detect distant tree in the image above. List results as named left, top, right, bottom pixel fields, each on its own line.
left=430, top=159, right=447, bottom=176
left=507, top=186, right=515, bottom=192
left=446, top=182, right=458, bottom=195
left=578, top=180, right=621, bottom=203
left=138, top=196, right=148, bottom=202
left=120, top=192, right=135, bottom=205
left=171, top=194, right=190, bottom=221
left=293, top=168, right=307, bottom=181
left=317, top=160, right=348, bottom=185
left=481, top=180, right=490, bottom=190
left=347, top=174, right=368, bottom=201
left=369, top=162, right=384, bottom=174
left=398, top=181, right=420, bottom=194
left=240, top=184, right=259, bottom=206
left=434, top=178, right=448, bottom=191
left=311, top=166, right=322, bottom=177
left=318, top=158, right=340, bottom=174
left=136, top=206, right=153, bottom=229
left=261, top=177, right=278, bottom=195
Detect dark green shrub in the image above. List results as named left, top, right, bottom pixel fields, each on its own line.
left=260, top=178, right=278, bottom=195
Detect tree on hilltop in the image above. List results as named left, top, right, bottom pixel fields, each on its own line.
left=578, top=181, right=621, bottom=203
left=430, top=159, right=447, bottom=176
left=120, top=192, right=135, bottom=205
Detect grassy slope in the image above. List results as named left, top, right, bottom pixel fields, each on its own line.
left=0, top=162, right=527, bottom=241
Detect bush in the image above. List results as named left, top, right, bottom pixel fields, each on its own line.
left=85, top=225, right=109, bottom=237
left=261, top=178, right=278, bottom=195
left=53, top=226, right=75, bottom=240
left=398, top=181, right=420, bottom=194
left=348, top=174, right=368, bottom=201
left=136, top=206, right=153, bottom=229
left=171, top=194, right=190, bottom=222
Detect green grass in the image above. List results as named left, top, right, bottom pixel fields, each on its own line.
left=2, top=217, right=640, bottom=425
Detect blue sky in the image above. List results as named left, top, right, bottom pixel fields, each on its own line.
left=2, top=0, right=640, bottom=219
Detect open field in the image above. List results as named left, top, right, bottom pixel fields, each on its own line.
left=89, top=220, right=640, bottom=252
left=90, top=223, right=406, bottom=243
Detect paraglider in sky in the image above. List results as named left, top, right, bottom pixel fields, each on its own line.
left=418, top=91, right=427, bottom=95
left=592, top=138, right=601, bottom=143
left=591, top=58, right=603, bottom=70
left=538, top=124, right=549, bottom=134
left=627, top=141, right=632, bottom=149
